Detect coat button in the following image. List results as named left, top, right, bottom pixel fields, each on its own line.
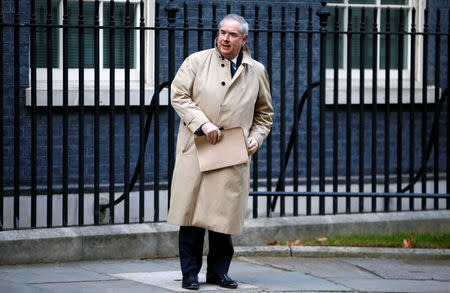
left=221, top=64, right=225, bottom=67
left=221, top=81, right=226, bottom=86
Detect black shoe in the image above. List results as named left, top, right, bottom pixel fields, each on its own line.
left=206, top=272, right=238, bottom=289
left=182, top=272, right=199, bottom=290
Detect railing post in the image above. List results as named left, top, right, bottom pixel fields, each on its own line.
left=267, top=5, right=273, bottom=217
left=332, top=6, right=339, bottom=214
left=14, top=0, right=21, bottom=229
left=371, top=9, right=378, bottom=212
left=359, top=7, right=366, bottom=213
left=306, top=7, right=312, bottom=215
left=447, top=8, right=450, bottom=209
left=0, top=0, right=4, bottom=230
left=153, top=2, right=160, bottom=222
left=434, top=9, right=441, bottom=209
left=94, top=0, right=100, bottom=225
left=280, top=6, right=286, bottom=217
left=124, top=0, right=131, bottom=224
left=409, top=8, right=416, bottom=210
left=62, top=0, right=69, bottom=227
left=397, top=8, right=404, bottom=211
left=346, top=7, right=352, bottom=213
left=165, top=0, right=178, bottom=212
left=183, top=2, right=189, bottom=59
left=385, top=8, right=391, bottom=212
left=30, top=0, right=37, bottom=228
left=317, top=1, right=330, bottom=215
left=253, top=5, right=260, bottom=219
left=422, top=8, right=428, bottom=208
left=293, top=6, right=299, bottom=217
left=197, top=2, right=203, bottom=51
left=139, top=0, right=145, bottom=223
left=211, top=4, right=217, bottom=48
left=109, top=0, right=116, bottom=224
left=78, top=0, right=85, bottom=226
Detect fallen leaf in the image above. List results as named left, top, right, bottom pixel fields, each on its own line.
left=268, top=240, right=278, bottom=246
left=316, top=237, right=328, bottom=243
left=285, top=240, right=301, bottom=246
left=401, top=237, right=414, bottom=248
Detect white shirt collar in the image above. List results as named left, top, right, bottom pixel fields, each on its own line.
left=225, top=56, right=238, bottom=67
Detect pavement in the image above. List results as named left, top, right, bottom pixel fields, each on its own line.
left=0, top=249, right=449, bottom=293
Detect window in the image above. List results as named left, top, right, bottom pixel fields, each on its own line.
left=28, top=0, right=168, bottom=106
left=325, top=0, right=433, bottom=104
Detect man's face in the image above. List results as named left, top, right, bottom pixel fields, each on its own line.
left=217, top=19, right=248, bottom=60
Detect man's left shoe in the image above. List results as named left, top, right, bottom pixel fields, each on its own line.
left=206, top=272, right=238, bottom=289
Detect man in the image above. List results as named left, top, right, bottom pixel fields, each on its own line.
left=167, top=14, right=273, bottom=290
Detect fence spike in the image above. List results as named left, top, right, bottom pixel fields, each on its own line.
left=165, top=0, right=179, bottom=24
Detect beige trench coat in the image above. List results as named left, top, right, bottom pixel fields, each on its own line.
left=166, top=43, right=274, bottom=235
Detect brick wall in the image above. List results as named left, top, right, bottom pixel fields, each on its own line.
left=0, top=0, right=447, bottom=193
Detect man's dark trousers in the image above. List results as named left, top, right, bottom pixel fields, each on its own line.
left=179, top=226, right=234, bottom=275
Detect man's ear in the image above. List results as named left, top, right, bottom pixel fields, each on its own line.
left=242, top=34, right=249, bottom=44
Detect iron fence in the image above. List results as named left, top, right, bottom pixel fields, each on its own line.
left=0, top=0, right=448, bottom=230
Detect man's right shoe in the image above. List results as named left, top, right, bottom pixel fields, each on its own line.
left=182, top=272, right=199, bottom=290
left=206, top=272, right=238, bottom=289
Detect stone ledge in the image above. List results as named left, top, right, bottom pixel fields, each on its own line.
left=0, top=223, right=179, bottom=265
left=0, top=210, right=449, bottom=265
left=234, top=245, right=450, bottom=260
left=234, top=210, right=450, bottom=246
left=289, top=246, right=450, bottom=260
left=234, top=246, right=291, bottom=257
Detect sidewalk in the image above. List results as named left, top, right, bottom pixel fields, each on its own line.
left=1, top=252, right=449, bottom=293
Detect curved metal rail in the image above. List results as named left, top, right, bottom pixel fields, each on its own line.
left=271, top=87, right=448, bottom=212
left=100, top=81, right=170, bottom=211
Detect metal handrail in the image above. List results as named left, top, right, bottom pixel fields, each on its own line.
left=270, top=87, right=448, bottom=212
left=100, top=81, right=170, bottom=211
left=270, top=82, right=320, bottom=211
left=400, top=88, right=448, bottom=192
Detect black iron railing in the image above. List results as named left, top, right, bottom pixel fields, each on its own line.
left=0, top=0, right=448, bottom=230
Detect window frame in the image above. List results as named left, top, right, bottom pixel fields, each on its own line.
left=325, top=0, right=433, bottom=105
left=27, top=0, right=168, bottom=106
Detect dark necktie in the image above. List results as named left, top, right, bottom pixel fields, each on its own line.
left=230, top=60, right=236, bottom=77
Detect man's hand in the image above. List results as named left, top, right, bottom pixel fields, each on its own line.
left=247, top=137, right=259, bottom=155
left=201, top=122, right=222, bottom=144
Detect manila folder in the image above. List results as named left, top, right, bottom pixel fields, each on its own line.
left=194, top=127, right=248, bottom=172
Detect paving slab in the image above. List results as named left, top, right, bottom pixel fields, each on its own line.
left=76, top=258, right=180, bottom=274
left=0, top=279, right=53, bottom=293
left=342, top=258, right=450, bottom=281
left=231, top=258, right=351, bottom=292
left=236, top=256, right=450, bottom=293
left=0, top=263, right=117, bottom=284
left=32, top=279, right=169, bottom=293
left=236, top=271, right=351, bottom=292
left=112, top=271, right=258, bottom=292
left=330, top=278, right=450, bottom=293
left=237, top=256, right=378, bottom=279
